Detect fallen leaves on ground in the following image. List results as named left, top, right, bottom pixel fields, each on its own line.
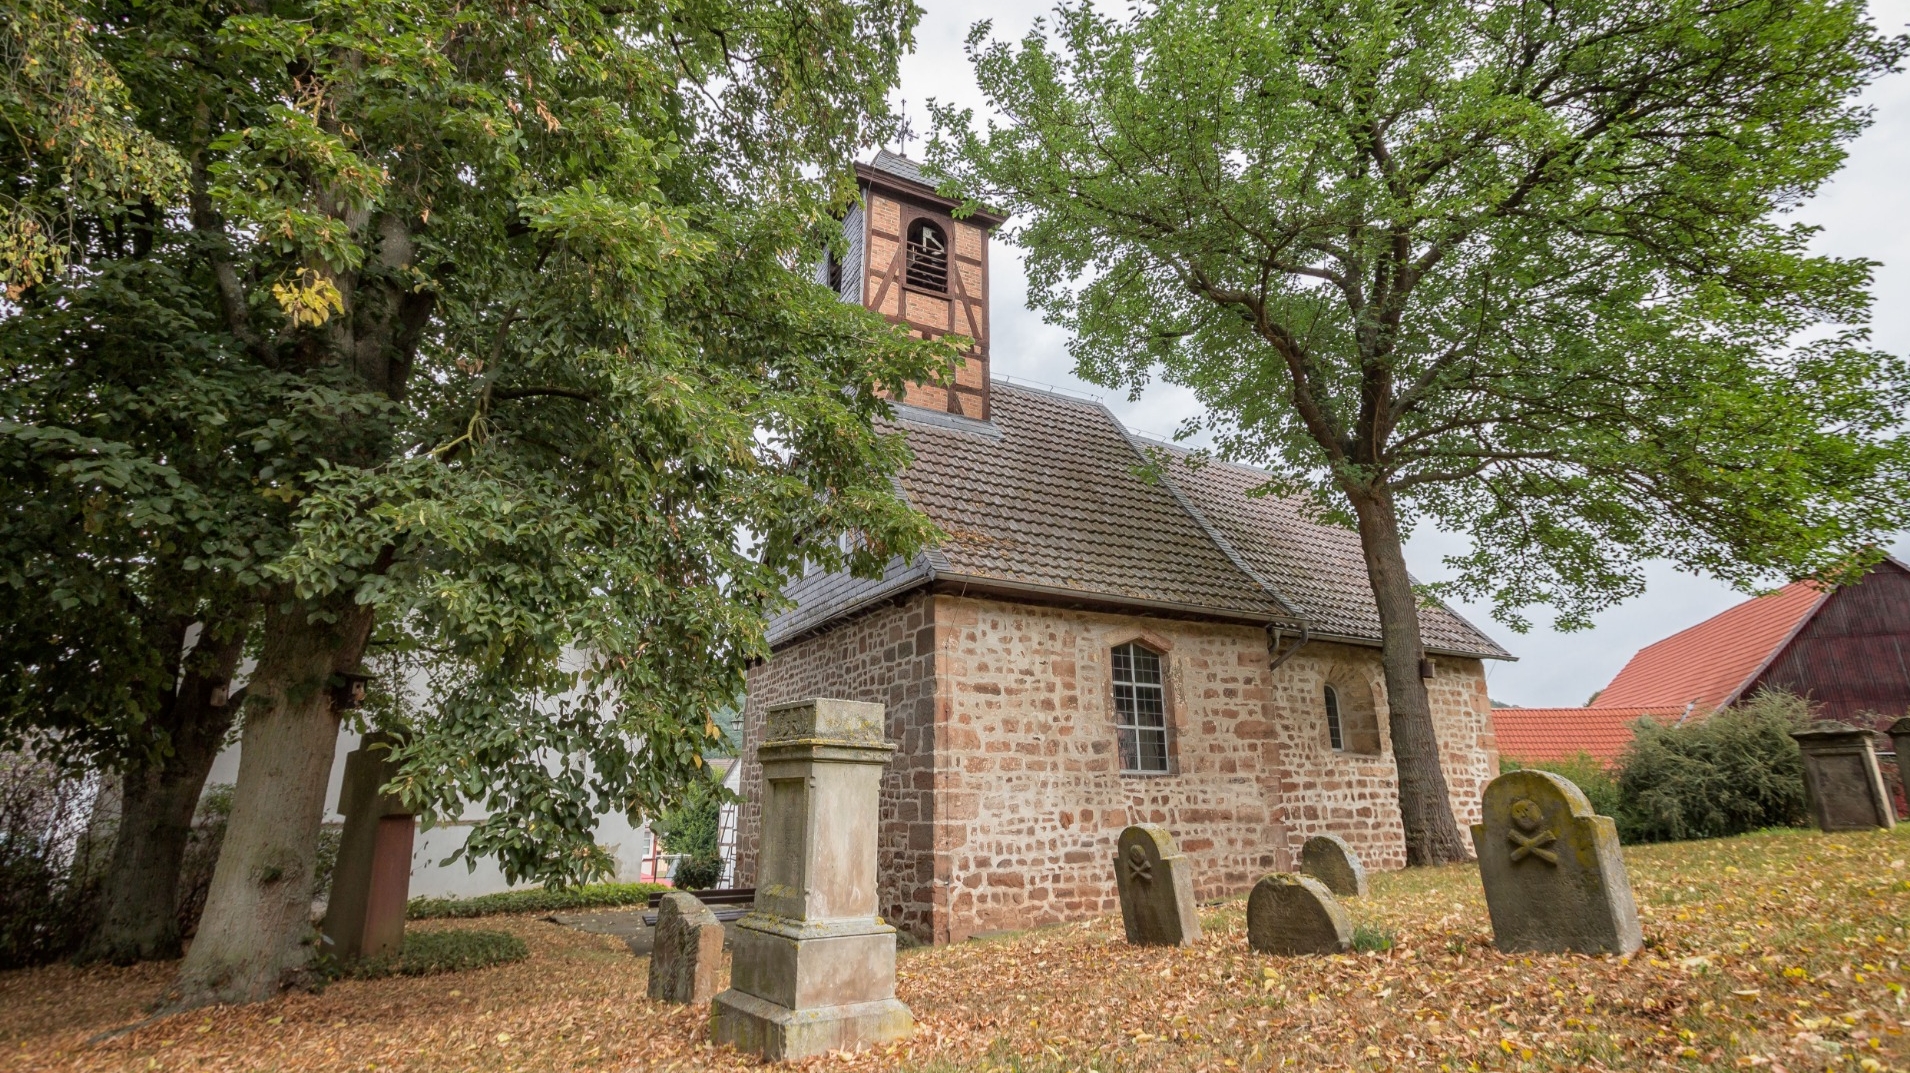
left=4, top=827, right=1908, bottom=1071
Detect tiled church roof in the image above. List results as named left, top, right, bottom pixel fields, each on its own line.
left=769, top=383, right=1509, bottom=660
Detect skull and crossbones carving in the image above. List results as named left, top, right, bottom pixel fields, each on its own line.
left=1125, top=843, right=1154, bottom=884
left=1506, top=798, right=1559, bottom=865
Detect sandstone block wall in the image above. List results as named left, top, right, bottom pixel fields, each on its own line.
left=736, top=592, right=1496, bottom=943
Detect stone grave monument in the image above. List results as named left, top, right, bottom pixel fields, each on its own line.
left=1113, top=824, right=1202, bottom=946
left=1246, top=873, right=1351, bottom=955
left=1299, top=833, right=1368, bottom=897
left=1889, top=717, right=1910, bottom=810
left=710, top=699, right=913, bottom=1060
left=323, top=731, right=416, bottom=961
left=1792, top=723, right=1897, bottom=831
left=1471, top=769, right=1642, bottom=956
left=648, top=892, right=725, bottom=1004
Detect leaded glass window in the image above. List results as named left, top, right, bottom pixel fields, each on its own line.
left=1112, top=642, right=1168, bottom=773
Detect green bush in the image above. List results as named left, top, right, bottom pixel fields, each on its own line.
left=651, top=765, right=728, bottom=891
left=1614, top=690, right=1810, bottom=843
left=407, top=880, right=668, bottom=920
left=339, top=929, right=529, bottom=979
left=1499, top=751, right=1623, bottom=821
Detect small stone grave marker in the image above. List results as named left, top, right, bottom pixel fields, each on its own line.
left=647, top=892, right=725, bottom=1004
left=323, top=732, right=414, bottom=962
left=1113, top=824, right=1201, bottom=946
left=1299, top=833, right=1367, bottom=897
left=1792, top=722, right=1896, bottom=831
left=1471, top=769, right=1642, bottom=956
left=1889, top=717, right=1910, bottom=812
left=1246, top=873, right=1351, bottom=955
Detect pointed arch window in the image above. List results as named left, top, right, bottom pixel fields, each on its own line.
left=905, top=219, right=949, bottom=292
left=1112, top=642, right=1169, bottom=773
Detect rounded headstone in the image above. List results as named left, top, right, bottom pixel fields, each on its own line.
left=1246, top=873, right=1351, bottom=955
left=1113, top=824, right=1202, bottom=946
left=1299, top=833, right=1368, bottom=897
left=1470, top=769, right=1642, bottom=956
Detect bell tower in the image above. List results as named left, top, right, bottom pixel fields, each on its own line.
left=832, top=151, right=1003, bottom=420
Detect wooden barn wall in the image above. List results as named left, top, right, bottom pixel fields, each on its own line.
left=1752, top=562, right=1910, bottom=727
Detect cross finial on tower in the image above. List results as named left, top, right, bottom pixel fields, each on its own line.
left=897, top=101, right=915, bottom=157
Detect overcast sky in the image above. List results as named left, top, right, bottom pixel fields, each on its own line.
left=890, top=0, right=1910, bottom=708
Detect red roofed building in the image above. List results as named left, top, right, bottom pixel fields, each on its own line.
left=1494, top=557, right=1910, bottom=765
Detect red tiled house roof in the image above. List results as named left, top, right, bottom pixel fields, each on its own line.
left=1490, top=706, right=1681, bottom=765
left=1595, top=580, right=1828, bottom=710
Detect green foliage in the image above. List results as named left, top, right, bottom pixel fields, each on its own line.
left=407, top=881, right=667, bottom=921
left=1500, top=752, right=1624, bottom=822
left=1350, top=924, right=1396, bottom=954
left=336, top=929, right=528, bottom=979
left=1614, top=692, right=1811, bottom=843
left=0, top=0, right=186, bottom=289
left=651, top=766, right=726, bottom=890
left=2, top=0, right=952, bottom=897
left=930, top=0, right=1910, bottom=631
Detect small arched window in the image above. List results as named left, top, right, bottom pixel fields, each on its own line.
left=1323, top=684, right=1344, bottom=751
left=1112, top=642, right=1169, bottom=773
left=905, top=219, right=949, bottom=292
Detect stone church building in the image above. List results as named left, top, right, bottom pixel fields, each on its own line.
left=734, top=152, right=1511, bottom=944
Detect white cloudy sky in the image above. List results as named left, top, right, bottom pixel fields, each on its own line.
left=890, top=0, right=1910, bottom=708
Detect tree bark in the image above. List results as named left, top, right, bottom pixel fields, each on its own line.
left=165, top=597, right=373, bottom=1009
left=1346, top=483, right=1473, bottom=866
left=79, top=632, right=245, bottom=964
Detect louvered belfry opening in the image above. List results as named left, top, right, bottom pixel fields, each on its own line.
left=905, top=219, right=948, bottom=291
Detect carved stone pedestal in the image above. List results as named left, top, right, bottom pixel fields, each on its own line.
left=711, top=699, right=913, bottom=1060
left=1792, top=723, right=1895, bottom=832
left=323, top=732, right=415, bottom=962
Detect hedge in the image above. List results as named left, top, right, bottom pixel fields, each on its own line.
left=408, top=881, right=668, bottom=920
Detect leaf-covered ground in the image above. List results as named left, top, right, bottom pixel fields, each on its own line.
left=5, top=827, right=1907, bottom=1072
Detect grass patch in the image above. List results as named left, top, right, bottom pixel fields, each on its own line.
left=338, top=929, right=529, bottom=979
left=406, top=881, right=667, bottom=920
left=1349, top=923, right=1395, bottom=953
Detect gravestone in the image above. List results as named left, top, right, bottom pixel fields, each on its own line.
left=1246, top=873, right=1351, bottom=955
left=1889, top=718, right=1910, bottom=811
left=1471, top=769, right=1642, bottom=956
left=710, top=699, right=913, bottom=1060
left=323, top=732, right=415, bottom=961
left=1299, top=833, right=1368, bottom=897
left=648, top=892, right=725, bottom=1004
left=1791, top=723, right=1896, bottom=831
left=1113, top=824, right=1202, bottom=946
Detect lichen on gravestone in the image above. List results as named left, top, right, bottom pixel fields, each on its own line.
left=1471, top=769, right=1642, bottom=956
left=1298, top=833, right=1367, bottom=897
left=1246, top=873, right=1350, bottom=955
left=1113, top=824, right=1201, bottom=946
left=647, top=892, right=724, bottom=1004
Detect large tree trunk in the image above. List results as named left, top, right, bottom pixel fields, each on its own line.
left=165, top=598, right=373, bottom=1010
left=80, top=632, right=245, bottom=965
left=1346, top=484, right=1472, bottom=866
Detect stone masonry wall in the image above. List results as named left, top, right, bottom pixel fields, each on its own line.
left=737, top=592, right=1497, bottom=944
left=734, top=592, right=944, bottom=940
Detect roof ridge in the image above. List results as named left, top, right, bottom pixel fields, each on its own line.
left=1106, top=414, right=1308, bottom=625
left=1718, top=584, right=1833, bottom=709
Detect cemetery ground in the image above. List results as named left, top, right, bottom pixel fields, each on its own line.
left=5, top=827, right=1909, bottom=1073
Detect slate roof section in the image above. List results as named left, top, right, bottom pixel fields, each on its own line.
left=1596, top=580, right=1829, bottom=711
left=769, top=383, right=1510, bottom=660
left=867, top=149, right=936, bottom=190
left=1152, top=444, right=1512, bottom=658
left=1491, top=706, right=1681, bottom=765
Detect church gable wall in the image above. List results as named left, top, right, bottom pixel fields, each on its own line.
left=733, top=592, right=945, bottom=940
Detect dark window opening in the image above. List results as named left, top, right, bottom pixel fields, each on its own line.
left=1113, top=642, right=1169, bottom=774
left=906, top=219, right=948, bottom=292
left=1324, top=684, right=1344, bottom=750
left=827, top=249, right=843, bottom=293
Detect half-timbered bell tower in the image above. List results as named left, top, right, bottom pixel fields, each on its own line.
left=825, top=151, right=1004, bottom=420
